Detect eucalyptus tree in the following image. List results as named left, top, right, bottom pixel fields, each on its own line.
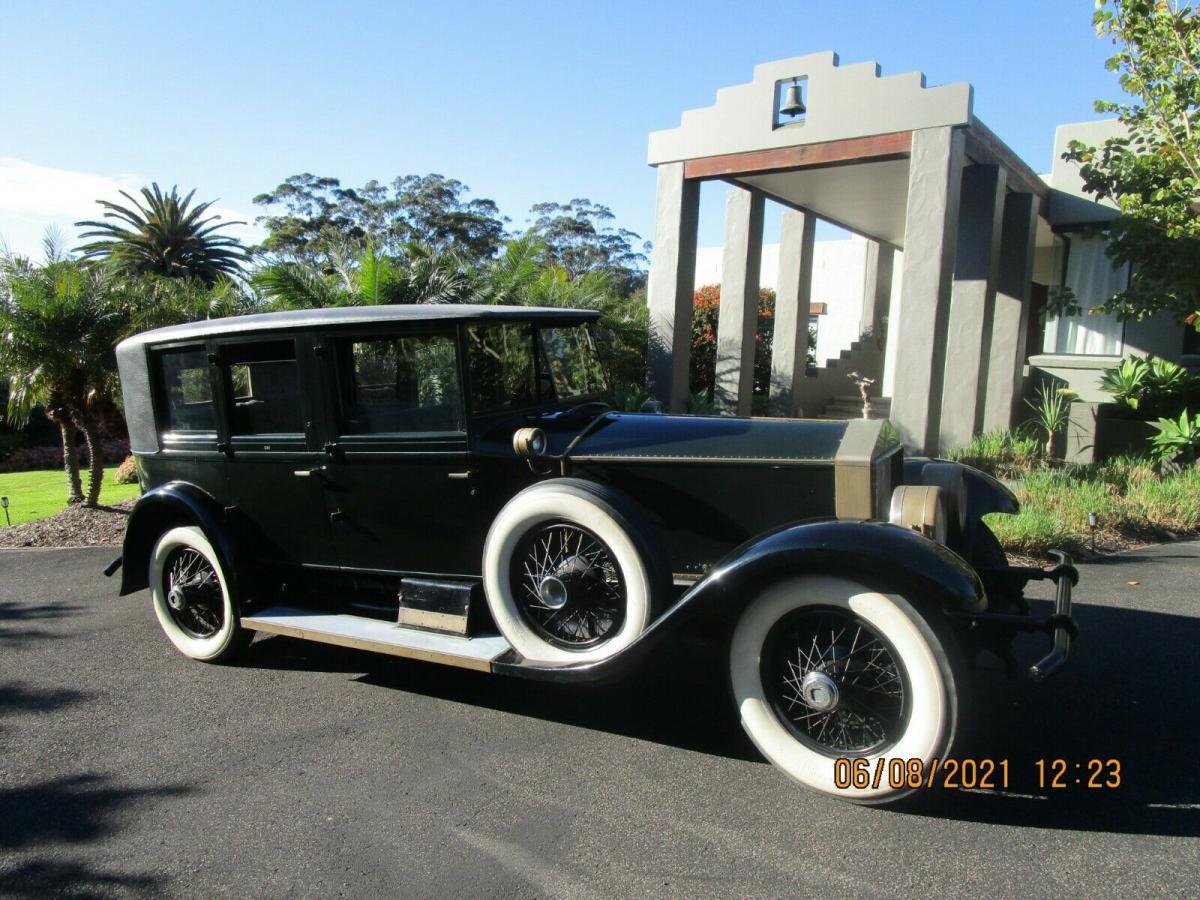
left=76, top=183, right=248, bottom=284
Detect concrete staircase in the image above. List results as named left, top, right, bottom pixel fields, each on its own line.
left=792, top=335, right=887, bottom=420
left=818, top=394, right=892, bottom=420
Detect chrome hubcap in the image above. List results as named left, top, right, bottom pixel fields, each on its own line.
left=538, top=576, right=569, bottom=610
left=167, top=586, right=187, bottom=611
left=800, top=671, right=840, bottom=712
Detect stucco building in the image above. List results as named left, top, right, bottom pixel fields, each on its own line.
left=644, top=51, right=1198, bottom=453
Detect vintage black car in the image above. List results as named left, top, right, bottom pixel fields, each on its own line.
left=111, top=305, right=1077, bottom=802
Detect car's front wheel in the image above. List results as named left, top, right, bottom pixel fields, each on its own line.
left=729, top=575, right=963, bottom=803
left=149, top=525, right=248, bottom=663
left=483, top=479, right=668, bottom=664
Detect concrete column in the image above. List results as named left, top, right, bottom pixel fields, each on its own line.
left=714, top=188, right=766, bottom=415
left=768, top=209, right=816, bottom=417
left=860, top=239, right=895, bottom=338
left=982, top=192, right=1039, bottom=431
left=939, top=164, right=1006, bottom=450
left=646, top=162, right=700, bottom=412
left=889, top=126, right=966, bottom=453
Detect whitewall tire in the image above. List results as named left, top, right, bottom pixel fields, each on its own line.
left=483, top=479, right=667, bottom=665
left=729, top=575, right=961, bottom=803
left=149, top=525, right=247, bottom=663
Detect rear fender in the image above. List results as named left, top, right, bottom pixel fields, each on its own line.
left=493, top=519, right=986, bottom=682
left=118, top=482, right=237, bottom=597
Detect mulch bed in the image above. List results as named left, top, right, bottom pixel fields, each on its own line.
left=0, top=499, right=135, bottom=549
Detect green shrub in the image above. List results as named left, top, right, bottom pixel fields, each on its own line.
left=945, top=428, right=1043, bottom=479
left=1099, top=356, right=1200, bottom=419
left=987, top=455, right=1200, bottom=555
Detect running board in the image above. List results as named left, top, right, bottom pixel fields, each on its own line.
left=241, top=606, right=511, bottom=673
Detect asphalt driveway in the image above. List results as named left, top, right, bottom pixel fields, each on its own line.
left=1, top=541, right=1198, bottom=898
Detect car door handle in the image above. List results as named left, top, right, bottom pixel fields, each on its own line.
left=293, top=466, right=327, bottom=477
left=447, top=470, right=474, bottom=480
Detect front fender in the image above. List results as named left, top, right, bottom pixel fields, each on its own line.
left=117, top=481, right=237, bottom=597
left=493, top=519, right=986, bottom=683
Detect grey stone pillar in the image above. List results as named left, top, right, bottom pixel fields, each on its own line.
left=982, top=192, right=1039, bottom=431
left=890, top=126, right=966, bottom=453
left=860, top=240, right=895, bottom=338
left=646, top=162, right=700, bottom=412
left=768, top=209, right=816, bottom=417
left=939, top=164, right=1006, bottom=450
left=714, top=188, right=765, bottom=415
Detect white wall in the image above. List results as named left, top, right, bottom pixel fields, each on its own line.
left=693, top=234, right=871, bottom=371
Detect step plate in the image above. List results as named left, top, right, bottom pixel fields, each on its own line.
left=241, top=606, right=511, bottom=672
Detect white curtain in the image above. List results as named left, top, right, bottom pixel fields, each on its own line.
left=1046, top=235, right=1129, bottom=355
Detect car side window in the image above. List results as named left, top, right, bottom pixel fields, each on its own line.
left=155, top=347, right=216, bottom=434
left=466, top=323, right=536, bottom=412
left=226, top=340, right=304, bottom=436
left=337, top=334, right=463, bottom=434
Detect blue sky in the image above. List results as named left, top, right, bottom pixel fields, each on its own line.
left=0, top=0, right=1118, bottom=258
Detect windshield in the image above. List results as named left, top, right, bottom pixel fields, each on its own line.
left=465, top=321, right=606, bottom=413
left=537, top=324, right=607, bottom=400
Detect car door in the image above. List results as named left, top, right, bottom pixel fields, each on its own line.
left=216, top=333, right=339, bottom=569
left=318, top=327, right=478, bottom=577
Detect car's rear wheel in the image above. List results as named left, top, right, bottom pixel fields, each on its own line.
left=149, top=526, right=248, bottom=663
left=729, top=575, right=962, bottom=803
left=483, top=479, right=668, bottom=664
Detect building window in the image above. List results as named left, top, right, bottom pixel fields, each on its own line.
left=1044, top=234, right=1128, bottom=355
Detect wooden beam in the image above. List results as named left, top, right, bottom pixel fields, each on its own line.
left=684, top=131, right=913, bottom=180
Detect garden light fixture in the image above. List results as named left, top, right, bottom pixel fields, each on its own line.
left=1, top=496, right=9, bottom=527
left=1087, top=511, right=1098, bottom=552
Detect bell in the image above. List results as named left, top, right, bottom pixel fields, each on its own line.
left=780, top=81, right=806, bottom=117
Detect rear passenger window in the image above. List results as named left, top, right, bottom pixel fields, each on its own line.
left=156, top=347, right=216, bottom=434
left=337, top=334, right=463, bottom=434
left=226, top=340, right=304, bottom=436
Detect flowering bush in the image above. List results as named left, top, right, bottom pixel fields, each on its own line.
left=689, top=284, right=776, bottom=401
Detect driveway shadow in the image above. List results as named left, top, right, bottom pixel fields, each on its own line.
left=242, top=598, right=1199, bottom=838
left=0, top=600, right=83, bottom=645
left=0, top=773, right=187, bottom=897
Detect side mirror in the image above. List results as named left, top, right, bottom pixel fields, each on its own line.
left=639, top=400, right=666, bottom=415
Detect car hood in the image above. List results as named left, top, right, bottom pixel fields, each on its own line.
left=564, top=412, right=870, bottom=464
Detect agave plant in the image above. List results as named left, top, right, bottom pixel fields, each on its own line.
left=1099, top=357, right=1150, bottom=410
left=1150, top=409, right=1200, bottom=465
left=76, top=183, right=248, bottom=284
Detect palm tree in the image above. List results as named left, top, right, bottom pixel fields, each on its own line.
left=0, top=253, right=126, bottom=506
left=253, top=242, right=470, bottom=309
left=76, top=183, right=248, bottom=284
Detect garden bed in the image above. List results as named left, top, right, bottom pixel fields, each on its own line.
left=0, top=498, right=135, bottom=549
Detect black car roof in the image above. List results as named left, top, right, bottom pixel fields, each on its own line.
left=118, top=304, right=601, bottom=349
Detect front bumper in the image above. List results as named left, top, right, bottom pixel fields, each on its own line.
left=950, top=549, right=1079, bottom=680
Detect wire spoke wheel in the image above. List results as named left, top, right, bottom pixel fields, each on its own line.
left=162, top=547, right=224, bottom=640
left=509, top=521, right=626, bottom=649
left=761, top=606, right=910, bottom=756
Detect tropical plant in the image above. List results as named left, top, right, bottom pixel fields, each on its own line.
left=1099, top=354, right=1200, bottom=416
left=1150, top=408, right=1200, bottom=464
left=0, top=252, right=127, bottom=506
left=1062, top=0, right=1200, bottom=327
left=76, top=183, right=248, bottom=284
left=253, top=242, right=470, bottom=309
left=1026, top=384, right=1077, bottom=456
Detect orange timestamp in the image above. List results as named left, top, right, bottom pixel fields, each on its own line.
left=833, top=757, right=1122, bottom=791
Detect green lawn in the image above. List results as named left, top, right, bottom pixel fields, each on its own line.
left=0, top=467, right=141, bottom=526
